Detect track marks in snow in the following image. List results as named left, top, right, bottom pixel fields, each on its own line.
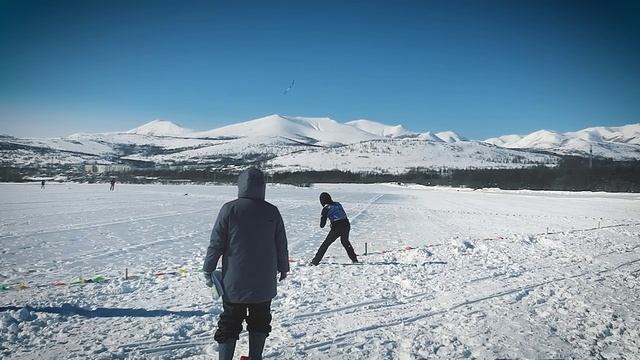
left=276, top=224, right=640, bottom=358
left=293, top=298, right=392, bottom=320
left=3, top=184, right=640, bottom=360
left=296, top=254, right=640, bottom=353
left=349, top=193, right=385, bottom=224
left=62, top=231, right=208, bottom=266
left=123, top=335, right=215, bottom=355
left=0, top=209, right=211, bottom=240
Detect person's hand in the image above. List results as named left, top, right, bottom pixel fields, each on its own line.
left=203, top=272, right=213, bottom=287
left=279, top=272, right=288, bottom=282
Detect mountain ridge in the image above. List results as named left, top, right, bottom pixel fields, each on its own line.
left=119, top=114, right=467, bottom=144
left=1, top=115, right=638, bottom=174
left=121, top=116, right=639, bottom=151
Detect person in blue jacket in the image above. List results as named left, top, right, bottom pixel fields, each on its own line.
left=311, top=192, right=359, bottom=265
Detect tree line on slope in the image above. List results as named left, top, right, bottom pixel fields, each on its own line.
left=1, top=157, right=639, bottom=192
left=271, top=157, right=640, bottom=192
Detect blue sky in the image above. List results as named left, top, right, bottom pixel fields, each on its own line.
left=1, top=0, right=639, bottom=139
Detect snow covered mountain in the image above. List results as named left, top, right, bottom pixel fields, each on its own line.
left=1, top=115, right=638, bottom=173
left=124, top=115, right=465, bottom=144
left=126, top=119, right=192, bottom=137
left=434, top=131, right=467, bottom=143
left=484, top=124, right=640, bottom=159
left=193, top=115, right=379, bottom=145
left=567, top=124, right=640, bottom=145
left=483, top=134, right=523, bottom=147
left=346, top=119, right=415, bottom=138
left=267, top=138, right=556, bottom=173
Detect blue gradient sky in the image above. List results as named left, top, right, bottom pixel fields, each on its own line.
left=1, top=0, right=639, bottom=139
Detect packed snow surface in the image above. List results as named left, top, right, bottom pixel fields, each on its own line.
left=1, top=183, right=639, bottom=359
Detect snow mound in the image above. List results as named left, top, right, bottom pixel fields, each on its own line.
left=452, top=238, right=475, bottom=254
left=401, top=247, right=434, bottom=263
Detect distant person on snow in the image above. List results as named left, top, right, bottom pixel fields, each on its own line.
left=41, top=180, right=45, bottom=189
left=109, top=178, right=116, bottom=191
left=311, top=192, right=359, bottom=265
left=203, top=168, right=289, bottom=360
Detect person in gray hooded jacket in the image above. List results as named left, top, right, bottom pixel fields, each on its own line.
left=203, top=168, right=289, bottom=360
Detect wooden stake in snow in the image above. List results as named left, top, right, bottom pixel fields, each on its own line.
left=125, top=268, right=128, bottom=280
left=364, top=242, right=368, bottom=256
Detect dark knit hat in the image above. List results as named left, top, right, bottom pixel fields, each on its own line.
left=319, top=192, right=332, bottom=206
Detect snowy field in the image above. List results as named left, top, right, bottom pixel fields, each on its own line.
left=1, top=182, right=639, bottom=359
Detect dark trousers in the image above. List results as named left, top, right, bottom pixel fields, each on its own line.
left=313, top=221, right=358, bottom=263
left=214, top=301, right=272, bottom=343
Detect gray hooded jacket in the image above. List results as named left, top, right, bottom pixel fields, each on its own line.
left=203, top=168, right=289, bottom=303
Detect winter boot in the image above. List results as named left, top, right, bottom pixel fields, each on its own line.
left=248, top=332, right=268, bottom=360
left=218, top=340, right=236, bottom=360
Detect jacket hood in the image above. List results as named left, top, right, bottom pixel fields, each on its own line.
left=237, top=168, right=266, bottom=200
left=319, top=192, right=332, bottom=206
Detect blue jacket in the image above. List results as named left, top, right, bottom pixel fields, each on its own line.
left=203, top=169, right=289, bottom=303
left=320, top=202, right=348, bottom=228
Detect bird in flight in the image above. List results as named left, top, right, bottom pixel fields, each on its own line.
left=283, top=80, right=295, bottom=95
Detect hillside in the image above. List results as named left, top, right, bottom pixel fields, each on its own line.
left=484, top=124, right=640, bottom=159
left=1, top=116, right=638, bottom=174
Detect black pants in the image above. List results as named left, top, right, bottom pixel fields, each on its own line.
left=214, top=301, right=272, bottom=343
left=312, top=221, right=358, bottom=264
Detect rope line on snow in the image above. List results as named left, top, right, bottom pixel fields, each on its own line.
left=2, top=222, right=639, bottom=293
left=338, top=221, right=640, bottom=258
left=0, top=266, right=201, bottom=293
